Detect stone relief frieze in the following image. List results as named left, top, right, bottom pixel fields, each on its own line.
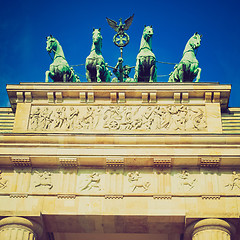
left=127, top=171, right=151, bottom=192
left=3, top=168, right=240, bottom=196
left=28, top=105, right=207, bottom=132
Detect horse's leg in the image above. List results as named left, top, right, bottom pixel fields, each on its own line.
left=178, top=64, right=184, bottom=83
left=86, top=69, right=92, bottom=82
left=96, top=65, right=101, bottom=82
left=45, top=71, right=50, bottom=82
left=134, top=59, right=139, bottom=82
left=63, top=73, right=67, bottom=83
left=195, top=67, right=201, bottom=82
left=151, top=65, right=157, bottom=82
left=149, top=65, right=154, bottom=82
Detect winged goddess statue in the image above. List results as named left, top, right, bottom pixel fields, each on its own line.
left=106, top=14, right=134, bottom=48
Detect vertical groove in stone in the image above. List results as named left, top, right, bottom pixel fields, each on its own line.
left=192, top=229, right=231, bottom=240
left=0, top=217, right=42, bottom=240
left=0, top=227, right=37, bottom=240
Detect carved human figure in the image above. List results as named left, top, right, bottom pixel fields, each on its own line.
left=225, top=171, right=240, bottom=190
left=54, top=107, right=67, bottom=129
left=0, top=171, right=8, bottom=189
left=127, top=171, right=150, bottom=192
left=29, top=107, right=41, bottom=130
left=178, top=170, right=196, bottom=191
left=81, top=172, right=101, bottom=191
left=112, top=57, right=135, bottom=82
left=35, top=171, right=53, bottom=189
left=67, top=107, right=79, bottom=130
left=40, top=107, right=53, bottom=130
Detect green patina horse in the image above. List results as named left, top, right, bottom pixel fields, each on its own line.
left=85, top=29, right=111, bottom=82
left=45, top=35, right=79, bottom=83
left=169, top=33, right=202, bottom=83
left=134, top=26, right=157, bottom=82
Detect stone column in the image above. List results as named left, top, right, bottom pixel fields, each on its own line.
left=185, top=219, right=236, bottom=240
left=0, top=217, right=43, bottom=240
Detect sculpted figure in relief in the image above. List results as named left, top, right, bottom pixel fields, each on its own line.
left=178, top=170, right=196, bottom=191
left=225, top=171, right=240, bottom=190
left=128, top=171, right=151, bottom=192
left=29, top=105, right=206, bottom=132
left=0, top=170, right=8, bottom=189
left=81, top=172, right=102, bottom=191
left=34, top=171, right=53, bottom=190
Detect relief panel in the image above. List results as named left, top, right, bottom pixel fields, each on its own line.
left=220, top=170, right=240, bottom=194
left=172, top=169, right=199, bottom=194
left=77, top=169, right=105, bottom=194
left=124, top=169, right=153, bottom=194
left=0, top=169, right=11, bottom=192
left=28, top=105, right=207, bottom=133
left=30, top=169, right=59, bottom=193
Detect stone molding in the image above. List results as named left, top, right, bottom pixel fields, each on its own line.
left=11, top=156, right=31, bottom=167
left=105, top=194, right=124, bottom=199
left=0, top=217, right=43, bottom=239
left=106, top=157, right=124, bottom=167
left=200, top=157, right=220, bottom=167
left=153, top=157, right=172, bottom=168
left=153, top=195, right=172, bottom=199
left=9, top=193, right=28, bottom=198
left=57, top=194, right=76, bottom=199
left=201, top=195, right=221, bottom=200
left=59, top=157, right=78, bottom=167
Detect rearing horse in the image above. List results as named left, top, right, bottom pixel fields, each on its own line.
left=85, top=29, right=111, bottom=82
left=169, top=32, right=202, bottom=83
left=45, top=35, right=78, bottom=83
left=134, top=26, right=157, bottom=82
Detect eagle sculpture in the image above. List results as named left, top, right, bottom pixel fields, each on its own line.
left=106, top=14, right=134, bottom=35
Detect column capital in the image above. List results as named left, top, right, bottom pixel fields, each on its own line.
left=0, top=217, right=43, bottom=239
left=185, top=218, right=236, bottom=240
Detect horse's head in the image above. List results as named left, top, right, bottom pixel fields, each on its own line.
left=189, top=32, right=202, bottom=49
left=92, top=28, right=102, bottom=47
left=46, top=35, right=58, bottom=53
left=143, top=25, right=154, bottom=40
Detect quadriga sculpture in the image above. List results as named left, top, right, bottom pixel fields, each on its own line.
left=45, top=35, right=79, bottom=83
left=85, top=28, right=111, bottom=82
left=134, top=26, right=157, bottom=82
left=169, top=32, right=202, bottom=83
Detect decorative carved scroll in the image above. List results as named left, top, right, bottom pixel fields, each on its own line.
left=29, top=105, right=207, bottom=132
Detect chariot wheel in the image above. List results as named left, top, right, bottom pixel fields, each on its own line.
left=108, top=120, right=120, bottom=130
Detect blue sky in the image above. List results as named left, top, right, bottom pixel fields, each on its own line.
left=0, top=0, right=240, bottom=107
